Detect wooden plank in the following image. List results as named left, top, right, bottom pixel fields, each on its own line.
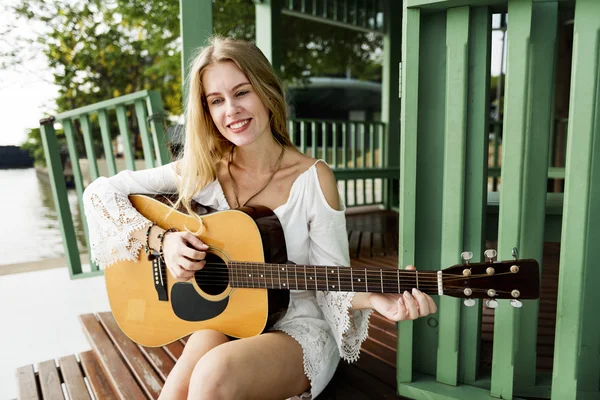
left=163, top=341, right=184, bottom=361
left=38, top=360, right=64, bottom=400
left=371, top=233, right=385, bottom=256
left=16, top=365, right=40, bottom=400
left=348, top=231, right=361, bottom=258
left=140, top=345, right=176, bottom=381
left=359, top=231, right=372, bottom=258
left=79, top=313, right=146, bottom=400
left=79, top=351, right=118, bottom=400
left=336, top=361, right=399, bottom=399
left=97, top=312, right=163, bottom=399
left=382, top=232, right=397, bottom=256
left=58, top=355, right=91, bottom=400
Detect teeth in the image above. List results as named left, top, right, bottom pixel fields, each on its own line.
left=230, top=120, right=249, bottom=129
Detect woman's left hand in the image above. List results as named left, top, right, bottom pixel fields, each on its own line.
left=368, top=265, right=437, bottom=322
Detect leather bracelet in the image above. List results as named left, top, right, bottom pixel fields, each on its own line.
left=144, top=222, right=157, bottom=254
left=158, top=228, right=178, bottom=260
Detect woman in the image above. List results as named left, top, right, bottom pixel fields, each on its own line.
left=83, top=36, right=436, bottom=399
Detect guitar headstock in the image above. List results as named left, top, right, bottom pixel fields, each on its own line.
left=441, top=257, right=540, bottom=307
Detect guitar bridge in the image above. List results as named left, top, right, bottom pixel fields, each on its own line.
left=149, top=251, right=168, bottom=301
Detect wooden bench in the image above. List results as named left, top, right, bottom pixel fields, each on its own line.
left=15, top=211, right=403, bottom=399
left=15, top=309, right=401, bottom=399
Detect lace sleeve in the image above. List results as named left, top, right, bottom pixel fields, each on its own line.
left=310, top=207, right=373, bottom=363
left=82, top=163, right=178, bottom=269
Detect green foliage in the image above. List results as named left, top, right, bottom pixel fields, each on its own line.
left=21, top=127, right=66, bottom=167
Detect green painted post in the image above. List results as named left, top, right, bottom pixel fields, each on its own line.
left=116, top=105, right=136, bottom=171
left=79, top=114, right=99, bottom=181
left=62, top=119, right=98, bottom=272
left=552, top=0, right=600, bottom=398
left=255, top=0, right=282, bottom=71
left=312, top=121, right=318, bottom=158
left=459, top=5, right=490, bottom=385
left=397, top=0, right=420, bottom=385
left=146, top=91, right=172, bottom=166
left=97, top=110, right=118, bottom=176
left=342, top=122, right=347, bottom=167
left=436, top=6, right=469, bottom=387
left=382, top=0, right=402, bottom=209
left=39, top=119, right=82, bottom=277
left=179, top=0, right=212, bottom=106
left=134, top=99, right=156, bottom=169
left=513, top=2, right=558, bottom=392
left=490, top=1, right=533, bottom=398
left=301, top=121, right=307, bottom=154
left=322, top=121, right=327, bottom=162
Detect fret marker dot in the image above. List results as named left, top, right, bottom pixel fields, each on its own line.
left=260, top=275, right=263, bottom=277
left=331, top=270, right=334, bottom=274
left=281, top=268, right=285, bottom=271
left=248, top=274, right=251, bottom=277
left=358, top=278, right=362, bottom=282
left=283, top=283, right=286, bottom=287
left=310, top=277, right=313, bottom=280
left=332, top=285, right=336, bottom=288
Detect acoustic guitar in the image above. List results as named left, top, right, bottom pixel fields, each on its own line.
left=105, top=195, right=540, bottom=347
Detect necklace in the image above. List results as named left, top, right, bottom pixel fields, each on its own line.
left=227, top=143, right=285, bottom=208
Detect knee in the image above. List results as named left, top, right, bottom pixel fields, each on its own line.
left=185, top=329, right=229, bottom=350
left=187, top=347, right=239, bottom=400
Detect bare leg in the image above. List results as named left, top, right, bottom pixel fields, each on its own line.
left=188, top=331, right=310, bottom=400
left=159, top=329, right=230, bottom=399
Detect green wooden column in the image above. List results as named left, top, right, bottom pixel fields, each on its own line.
left=255, top=0, right=282, bottom=71
left=436, top=6, right=470, bottom=387
left=513, top=2, right=558, bottom=396
left=460, top=5, right=490, bottom=386
left=382, top=0, right=402, bottom=209
left=551, top=0, right=600, bottom=398
left=489, top=1, right=542, bottom=398
left=397, top=0, right=421, bottom=384
left=179, top=0, right=212, bottom=105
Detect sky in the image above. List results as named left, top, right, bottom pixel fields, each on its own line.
left=0, top=8, right=507, bottom=147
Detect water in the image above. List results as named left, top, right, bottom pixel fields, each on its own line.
left=0, top=168, right=87, bottom=266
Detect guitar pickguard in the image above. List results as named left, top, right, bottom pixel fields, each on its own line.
left=171, top=282, right=229, bottom=321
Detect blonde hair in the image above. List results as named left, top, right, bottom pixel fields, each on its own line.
left=175, top=36, right=293, bottom=218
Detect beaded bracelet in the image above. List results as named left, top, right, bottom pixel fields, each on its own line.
left=158, top=228, right=179, bottom=260
left=144, top=222, right=157, bottom=254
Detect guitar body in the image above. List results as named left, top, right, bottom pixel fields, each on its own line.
left=105, top=195, right=290, bottom=347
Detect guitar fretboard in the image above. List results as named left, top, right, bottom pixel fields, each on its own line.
left=228, top=262, right=442, bottom=295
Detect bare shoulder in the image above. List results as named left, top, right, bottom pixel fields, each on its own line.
left=286, top=150, right=341, bottom=211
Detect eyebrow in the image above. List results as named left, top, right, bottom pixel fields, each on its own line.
left=205, top=82, right=251, bottom=98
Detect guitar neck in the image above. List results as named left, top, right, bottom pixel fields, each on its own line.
left=228, top=262, right=443, bottom=295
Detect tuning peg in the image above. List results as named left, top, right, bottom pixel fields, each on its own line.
left=512, top=247, right=519, bottom=260
left=486, top=299, right=499, bottom=308
left=510, top=299, right=523, bottom=308
left=464, top=298, right=476, bottom=307
left=461, top=251, right=473, bottom=264
left=484, top=249, right=497, bottom=262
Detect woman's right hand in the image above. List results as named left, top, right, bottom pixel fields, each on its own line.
left=161, top=231, right=209, bottom=280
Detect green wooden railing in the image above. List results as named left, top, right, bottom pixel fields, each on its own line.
left=288, top=118, right=395, bottom=208
left=399, top=1, right=599, bottom=400
left=40, top=90, right=171, bottom=279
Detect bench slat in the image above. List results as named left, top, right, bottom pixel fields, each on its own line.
left=97, top=312, right=163, bottom=399
left=80, top=313, right=146, bottom=400
left=140, top=346, right=176, bottom=381
left=58, top=355, right=91, bottom=400
left=79, top=351, right=118, bottom=400
left=16, top=365, right=40, bottom=400
left=38, top=360, right=64, bottom=400
left=163, top=341, right=184, bottom=361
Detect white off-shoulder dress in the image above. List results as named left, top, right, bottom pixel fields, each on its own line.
left=82, top=160, right=373, bottom=399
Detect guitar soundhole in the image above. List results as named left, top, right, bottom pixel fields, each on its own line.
left=194, top=253, right=229, bottom=296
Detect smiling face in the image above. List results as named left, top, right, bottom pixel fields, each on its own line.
left=202, top=61, right=271, bottom=148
